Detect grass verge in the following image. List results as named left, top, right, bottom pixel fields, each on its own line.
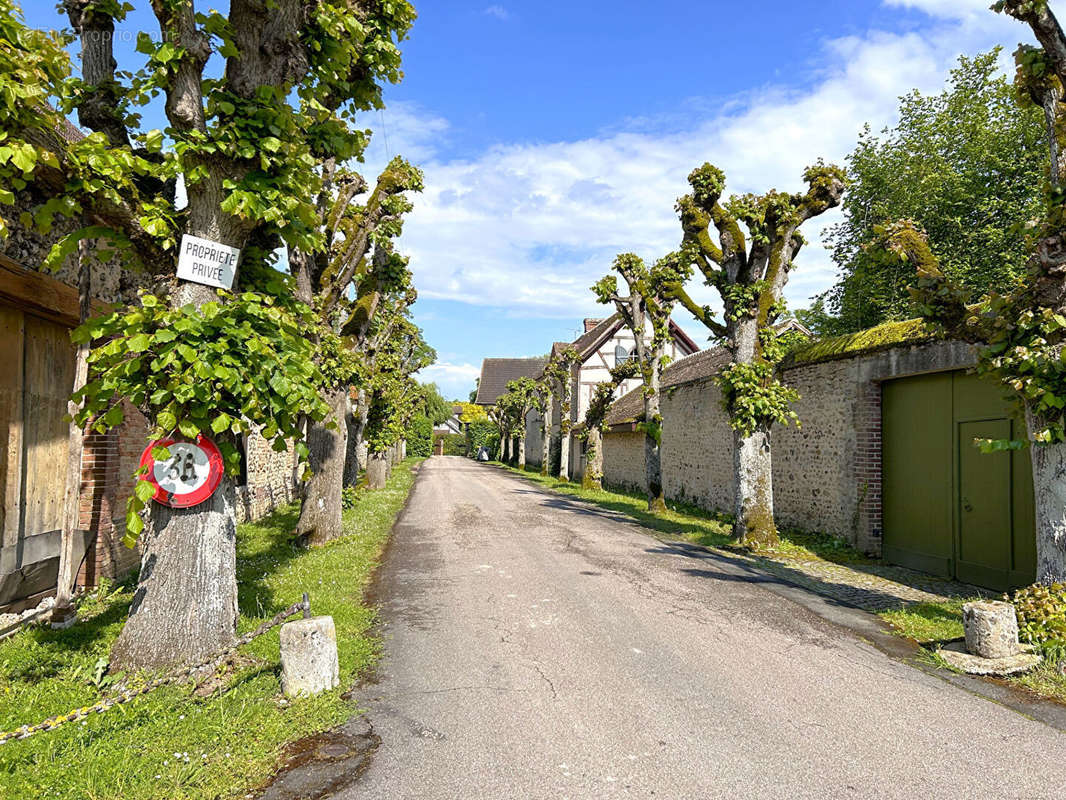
left=0, top=458, right=422, bottom=800
left=491, top=462, right=869, bottom=565
left=877, top=597, right=1066, bottom=705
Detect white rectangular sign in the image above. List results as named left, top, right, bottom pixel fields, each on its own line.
left=177, top=234, right=239, bottom=290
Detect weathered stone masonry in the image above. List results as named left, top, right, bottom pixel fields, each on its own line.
left=602, top=339, right=978, bottom=555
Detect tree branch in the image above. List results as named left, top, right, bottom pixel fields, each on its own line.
left=64, top=1, right=130, bottom=147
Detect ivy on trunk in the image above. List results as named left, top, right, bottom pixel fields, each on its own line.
left=667, top=161, right=845, bottom=547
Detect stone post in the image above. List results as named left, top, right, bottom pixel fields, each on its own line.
left=963, top=601, right=1020, bottom=659
left=280, top=615, right=340, bottom=697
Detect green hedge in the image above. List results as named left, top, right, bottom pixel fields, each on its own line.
left=433, top=432, right=466, bottom=456
left=407, top=415, right=433, bottom=458
left=465, top=420, right=499, bottom=459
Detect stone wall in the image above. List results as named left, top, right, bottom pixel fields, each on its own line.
left=235, top=429, right=300, bottom=523
left=601, top=431, right=644, bottom=493
left=602, top=340, right=979, bottom=554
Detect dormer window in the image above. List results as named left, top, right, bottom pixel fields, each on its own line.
left=615, top=344, right=637, bottom=366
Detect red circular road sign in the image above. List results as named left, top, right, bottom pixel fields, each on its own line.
left=139, top=435, right=224, bottom=508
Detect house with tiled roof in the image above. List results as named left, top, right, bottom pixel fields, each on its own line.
left=474, top=357, right=550, bottom=406
left=524, top=315, right=700, bottom=479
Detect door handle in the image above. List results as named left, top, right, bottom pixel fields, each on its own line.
left=962, top=498, right=973, bottom=512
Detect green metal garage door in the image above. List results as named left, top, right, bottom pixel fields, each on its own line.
left=882, top=371, right=1035, bottom=591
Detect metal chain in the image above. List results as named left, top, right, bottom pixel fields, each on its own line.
left=0, top=596, right=310, bottom=746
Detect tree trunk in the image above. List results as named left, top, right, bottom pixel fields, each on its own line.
left=502, top=435, right=511, bottom=464
left=541, top=395, right=553, bottom=476
left=343, top=393, right=366, bottom=487
left=52, top=239, right=92, bottom=628
left=733, top=426, right=777, bottom=548
left=110, top=478, right=239, bottom=670
left=643, top=355, right=666, bottom=513
left=1027, top=409, right=1066, bottom=583
left=559, top=414, right=571, bottom=482
left=582, top=427, right=603, bottom=490
left=728, top=316, right=780, bottom=547
left=296, top=386, right=348, bottom=547
left=112, top=199, right=251, bottom=669
left=517, top=426, right=526, bottom=470
left=367, top=452, right=388, bottom=489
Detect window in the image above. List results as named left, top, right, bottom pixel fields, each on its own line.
left=614, top=344, right=631, bottom=367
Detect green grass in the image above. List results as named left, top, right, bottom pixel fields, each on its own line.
left=493, top=463, right=734, bottom=547
left=878, top=599, right=971, bottom=643
left=0, top=459, right=421, bottom=800
left=493, top=462, right=869, bottom=564
left=878, top=597, right=1066, bottom=705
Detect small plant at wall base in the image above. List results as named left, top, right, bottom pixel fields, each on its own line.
left=1010, top=582, right=1066, bottom=661
left=666, top=161, right=846, bottom=547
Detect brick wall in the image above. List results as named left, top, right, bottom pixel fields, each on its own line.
left=602, top=340, right=978, bottom=554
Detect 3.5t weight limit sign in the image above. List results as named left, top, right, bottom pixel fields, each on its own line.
left=139, top=435, right=224, bottom=508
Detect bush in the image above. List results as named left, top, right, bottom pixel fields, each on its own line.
left=1010, top=582, right=1066, bottom=660
left=342, top=486, right=358, bottom=510
left=406, top=415, right=433, bottom=458
left=465, top=420, right=498, bottom=459
left=434, top=432, right=466, bottom=456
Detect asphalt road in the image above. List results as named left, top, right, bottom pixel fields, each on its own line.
left=344, top=457, right=1066, bottom=799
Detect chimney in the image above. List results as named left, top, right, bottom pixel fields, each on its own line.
left=583, top=318, right=603, bottom=333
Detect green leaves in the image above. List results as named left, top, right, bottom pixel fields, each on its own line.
left=73, top=290, right=333, bottom=539
left=716, top=361, right=800, bottom=437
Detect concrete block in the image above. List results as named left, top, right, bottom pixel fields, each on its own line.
left=963, top=601, right=1020, bottom=659
left=280, top=615, right=339, bottom=697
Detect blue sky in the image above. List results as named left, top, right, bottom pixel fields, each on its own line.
left=23, top=1, right=1037, bottom=399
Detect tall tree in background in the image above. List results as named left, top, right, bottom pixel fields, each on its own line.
left=420, top=383, right=455, bottom=427
left=363, top=313, right=435, bottom=488
left=537, top=379, right=554, bottom=476
left=579, top=360, right=638, bottom=491
left=498, top=376, right=540, bottom=470
left=291, top=158, right=422, bottom=546
left=0, top=0, right=416, bottom=668
left=668, top=162, right=845, bottom=546
left=592, top=254, right=686, bottom=511
left=543, top=347, right=579, bottom=481
left=811, top=50, right=1045, bottom=335
left=872, top=1, right=1066, bottom=583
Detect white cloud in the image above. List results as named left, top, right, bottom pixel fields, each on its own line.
left=417, top=361, right=482, bottom=400
left=355, top=5, right=1033, bottom=353
left=882, top=0, right=1000, bottom=20
left=484, top=5, right=510, bottom=21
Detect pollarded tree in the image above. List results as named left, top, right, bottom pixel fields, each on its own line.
left=363, top=312, right=435, bottom=488
left=579, top=359, right=639, bottom=491
left=667, top=162, right=846, bottom=547
left=0, top=0, right=416, bottom=669
left=497, top=376, right=541, bottom=470
left=592, top=253, right=687, bottom=511
left=290, top=159, right=423, bottom=545
left=536, top=379, right=554, bottom=476
left=543, top=346, right=580, bottom=480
